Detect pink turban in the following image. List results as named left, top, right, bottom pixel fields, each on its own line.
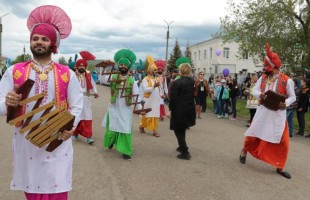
left=30, top=23, right=59, bottom=54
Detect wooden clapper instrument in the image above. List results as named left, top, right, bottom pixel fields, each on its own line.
left=7, top=79, right=75, bottom=152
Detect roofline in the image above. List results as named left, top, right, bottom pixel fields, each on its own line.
left=190, top=37, right=221, bottom=48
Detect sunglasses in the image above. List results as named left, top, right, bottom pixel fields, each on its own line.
left=199, top=73, right=204, bottom=75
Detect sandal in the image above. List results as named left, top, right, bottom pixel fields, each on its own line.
left=153, top=132, right=160, bottom=137
left=139, top=126, right=145, bottom=133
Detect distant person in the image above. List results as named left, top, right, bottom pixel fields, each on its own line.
left=216, top=79, right=229, bottom=119
left=72, top=59, right=99, bottom=144
left=286, top=78, right=299, bottom=137
left=208, top=75, right=217, bottom=113
left=296, top=78, right=309, bottom=137
left=226, top=75, right=238, bottom=120
left=194, top=71, right=210, bottom=118
left=244, top=74, right=259, bottom=127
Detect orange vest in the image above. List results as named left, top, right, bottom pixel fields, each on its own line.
left=260, top=73, right=289, bottom=96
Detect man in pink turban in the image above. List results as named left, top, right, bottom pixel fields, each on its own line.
left=0, top=5, right=83, bottom=200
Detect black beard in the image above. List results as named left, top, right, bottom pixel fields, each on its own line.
left=120, top=68, right=129, bottom=75
left=78, top=68, right=86, bottom=73
left=157, top=72, right=163, bottom=75
left=30, top=45, right=52, bottom=58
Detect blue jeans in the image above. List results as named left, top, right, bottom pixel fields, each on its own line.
left=220, top=99, right=228, bottom=116
left=286, top=108, right=295, bottom=136
left=216, top=99, right=222, bottom=115
left=213, top=99, right=217, bottom=113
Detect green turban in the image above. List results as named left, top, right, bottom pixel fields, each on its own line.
left=176, top=57, right=191, bottom=68
left=114, top=49, right=136, bottom=69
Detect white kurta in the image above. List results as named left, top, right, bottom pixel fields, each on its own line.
left=77, top=74, right=98, bottom=120
left=102, top=81, right=140, bottom=134
left=0, top=63, right=83, bottom=193
left=140, top=76, right=161, bottom=118
left=244, top=75, right=296, bottom=143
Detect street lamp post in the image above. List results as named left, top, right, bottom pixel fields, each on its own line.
left=0, top=12, right=10, bottom=70
left=164, top=20, right=174, bottom=73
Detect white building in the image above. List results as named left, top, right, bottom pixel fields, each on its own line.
left=190, top=38, right=263, bottom=76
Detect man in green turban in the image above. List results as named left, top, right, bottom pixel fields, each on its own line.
left=102, top=49, right=140, bottom=160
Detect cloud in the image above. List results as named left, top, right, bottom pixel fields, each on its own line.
left=0, top=0, right=231, bottom=62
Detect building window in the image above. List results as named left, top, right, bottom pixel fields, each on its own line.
left=198, top=50, right=201, bottom=60
left=194, top=52, right=197, bottom=60
left=223, top=47, right=230, bottom=58
left=209, top=48, right=213, bottom=59
left=204, top=50, right=207, bottom=59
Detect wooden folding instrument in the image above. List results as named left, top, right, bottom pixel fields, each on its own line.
left=7, top=79, right=75, bottom=152
left=102, top=65, right=152, bottom=115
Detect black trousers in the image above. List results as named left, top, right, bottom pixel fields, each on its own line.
left=174, top=129, right=189, bottom=154
left=297, top=111, right=305, bottom=134
left=249, top=109, right=256, bottom=123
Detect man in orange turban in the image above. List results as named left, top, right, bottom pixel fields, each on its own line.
left=239, top=44, right=296, bottom=179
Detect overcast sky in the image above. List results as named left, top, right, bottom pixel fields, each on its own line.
left=0, top=0, right=233, bottom=62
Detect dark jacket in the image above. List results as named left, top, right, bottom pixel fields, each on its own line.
left=297, top=87, right=310, bottom=112
left=169, top=76, right=196, bottom=130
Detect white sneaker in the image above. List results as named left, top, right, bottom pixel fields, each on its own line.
left=217, top=115, right=222, bottom=119
left=86, top=138, right=94, bottom=144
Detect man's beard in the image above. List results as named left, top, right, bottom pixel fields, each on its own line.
left=31, top=45, right=52, bottom=58
left=78, top=68, right=86, bottom=73
left=157, top=71, right=163, bottom=75
left=263, top=67, right=273, bottom=76
left=119, top=67, right=129, bottom=75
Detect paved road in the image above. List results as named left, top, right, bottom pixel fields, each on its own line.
left=1, top=84, right=310, bottom=200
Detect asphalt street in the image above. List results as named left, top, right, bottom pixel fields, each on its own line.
left=0, top=84, right=310, bottom=200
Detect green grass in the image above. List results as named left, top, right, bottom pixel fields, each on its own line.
left=206, top=98, right=310, bottom=134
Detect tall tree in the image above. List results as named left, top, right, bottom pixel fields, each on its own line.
left=168, top=39, right=183, bottom=71
left=219, top=0, right=310, bottom=74
left=184, top=41, right=194, bottom=68
left=11, top=54, right=32, bottom=64
left=58, top=56, right=68, bottom=66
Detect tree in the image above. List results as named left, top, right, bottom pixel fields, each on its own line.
left=167, top=39, right=183, bottom=71
left=218, top=0, right=310, bottom=74
left=184, top=41, right=194, bottom=68
left=11, top=54, right=32, bottom=64
left=58, top=56, right=68, bottom=66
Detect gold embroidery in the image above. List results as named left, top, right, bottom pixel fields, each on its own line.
left=13, top=70, right=22, bottom=80
left=61, top=73, right=69, bottom=83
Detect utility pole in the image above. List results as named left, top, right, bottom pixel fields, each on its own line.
left=0, top=13, right=10, bottom=70
left=164, top=20, right=174, bottom=73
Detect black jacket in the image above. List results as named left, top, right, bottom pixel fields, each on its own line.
left=297, top=87, right=310, bottom=112
left=169, top=76, right=196, bottom=130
